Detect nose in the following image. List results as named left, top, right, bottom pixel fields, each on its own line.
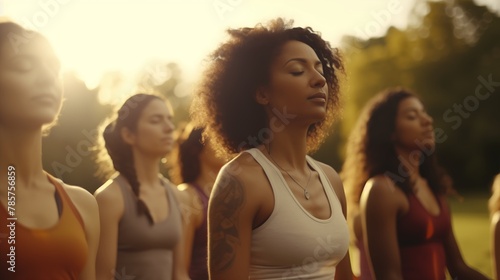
left=423, top=112, right=433, bottom=126
left=164, top=119, right=175, bottom=133
left=311, top=70, right=326, bottom=89
left=38, top=61, right=60, bottom=86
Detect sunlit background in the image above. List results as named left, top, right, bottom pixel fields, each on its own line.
left=3, top=0, right=497, bottom=103
left=1, top=1, right=500, bottom=277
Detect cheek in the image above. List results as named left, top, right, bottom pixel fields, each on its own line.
left=395, top=123, right=420, bottom=144
left=0, top=71, right=37, bottom=97
left=137, top=123, right=163, bottom=143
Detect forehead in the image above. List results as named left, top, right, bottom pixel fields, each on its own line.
left=141, top=98, right=172, bottom=116
left=273, top=40, right=320, bottom=64
left=0, top=34, right=57, bottom=60
left=397, top=97, right=424, bottom=112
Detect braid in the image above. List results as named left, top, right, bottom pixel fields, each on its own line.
left=100, top=94, right=163, bottom=223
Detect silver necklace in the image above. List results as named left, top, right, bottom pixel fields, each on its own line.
left=266, top=146, right=312, bottom=200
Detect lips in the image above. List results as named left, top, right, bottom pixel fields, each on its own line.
left=161, top=137, right=174, bottom=143
left=32, top=93, right=58, bottom=104
left=422, top=129, right=434, bottom=137
left=308, top=92, right=327, bottom=101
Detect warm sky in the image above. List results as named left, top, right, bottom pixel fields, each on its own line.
left=1, top=0, right=498, bottom=103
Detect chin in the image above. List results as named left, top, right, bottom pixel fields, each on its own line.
left=158, top=146, right=173, bottom=156
left=19, top=113, right=58, bottom=129
left=309, top=112, right=327, bottom=123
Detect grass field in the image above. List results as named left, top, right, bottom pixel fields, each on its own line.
left=449, top=193, right=493, bottom=279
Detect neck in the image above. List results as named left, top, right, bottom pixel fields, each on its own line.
left=194, top=161, right=220, bottom=194
left=0, top=126, right=46, bottom=189
left=395, top=146, right=422, bottom=183
left=132, top=149, right=162, bottom=187
left=264, top=122, right=309, bottom=174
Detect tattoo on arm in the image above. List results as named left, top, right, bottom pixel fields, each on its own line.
left=210, top=173, right=246, bottom=273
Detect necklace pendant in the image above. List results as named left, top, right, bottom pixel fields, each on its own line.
left=304, top=189, right=310, bottom=200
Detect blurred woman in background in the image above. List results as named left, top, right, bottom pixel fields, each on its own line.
left=94, top=93, right=187, bottom=280
left=0, top=21, right=99, bottom=279
left=342, top=87, right=489, bottom=280
left=170, top=123, right=226, bottom=280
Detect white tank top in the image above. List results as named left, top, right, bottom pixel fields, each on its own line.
left=246, top=148, right=349, bottom=279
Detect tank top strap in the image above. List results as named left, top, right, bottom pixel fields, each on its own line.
left=244, top=148, right=290, bottom=203
left=305, top=157, right=342, bottom=209
left=46, top=173, right=85, bottom=229
left=160, top=176, right=181, bottom=216
left=114, top=174, right=138, bottom=212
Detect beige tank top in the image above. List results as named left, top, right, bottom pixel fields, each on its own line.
left=246, top=148, right=349, bottom=279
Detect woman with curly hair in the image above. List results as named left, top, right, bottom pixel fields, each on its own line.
left=94, top=93, right=187, bottom=280
left=169, top=123, right=226, bottom=280
left=191, top=18, right=352, bottom=279
left=342, top=88, right=488, bottom=280
left=0, top=22, right=99, bottom=279
left=489, top=173, right=500, bottom=279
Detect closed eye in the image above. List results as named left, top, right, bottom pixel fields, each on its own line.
left=291, top=71, right=304, bottom=76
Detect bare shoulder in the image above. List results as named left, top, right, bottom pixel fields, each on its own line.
left=492, top=211, right=500, bottom=230
left=94, top=179, right=122, bottom=202
left=176, top=183, right=197, bottom=206
left=166, top=179, right=188, bottom=206
left=211, top=151, right=267, bottom=209
left=363, top=175, right=401, bottom=197
left=218, top=151, right=266, bottom=185
left=62, top=183, right=98, bottom=213
left=315, top=160, right=342, bottom=187
left=361, top=175, right=406, bottom=213
left=60, top=182, right=100, bottom=231
left=93, top=179, right=124, bottom=218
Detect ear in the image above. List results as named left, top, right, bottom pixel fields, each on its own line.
left=255, top=87, right=270, bottom=106
left=121, top=127, right=136, bottom=145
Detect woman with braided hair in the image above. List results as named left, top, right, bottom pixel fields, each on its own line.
left=94, top=93, right=187, bottom=280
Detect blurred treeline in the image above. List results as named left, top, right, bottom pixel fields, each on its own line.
left=43, top=0, right=500, bottom=193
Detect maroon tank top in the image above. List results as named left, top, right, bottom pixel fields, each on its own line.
left=358, top=193, right=451, bottom=280
left=397, top=193, right=451, bottom=280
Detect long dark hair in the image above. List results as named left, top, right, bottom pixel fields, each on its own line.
left=169, top=123, right=205, bottom=185
left=342, top=88, right=450, bottom=213
left=96, top=93, right=164, bottom=218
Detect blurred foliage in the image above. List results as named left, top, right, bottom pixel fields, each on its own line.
left=43, top=0, right=499, bottom=193
left=317, top=0, right=500, bottom=192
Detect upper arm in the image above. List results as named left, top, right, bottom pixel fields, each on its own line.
left=492, top=211, right=500, bottom=280
left=64, top=185, right=100, bottom=280
left=360, top=177, right=403, bottom=280
left=169, top=185, right=193, bottom=279
left=94, top=181, right=124, bottom=280
left=176, top=185, right=202, bottom=272
left=208, top=163, right=256, bottom=280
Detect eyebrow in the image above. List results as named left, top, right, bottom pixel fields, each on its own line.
left=402, top=107, right=425, bottom=114
left=148, top=113, right=172, bottom=119
left=283, top=58, right=322, bottom=68
left=9, top=53, right=61, bottom=69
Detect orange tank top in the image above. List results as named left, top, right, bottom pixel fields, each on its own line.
left=0, top=174, right=88, bottom=280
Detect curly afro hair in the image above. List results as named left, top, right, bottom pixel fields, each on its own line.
left=190, top=18, right=345, bottom=157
